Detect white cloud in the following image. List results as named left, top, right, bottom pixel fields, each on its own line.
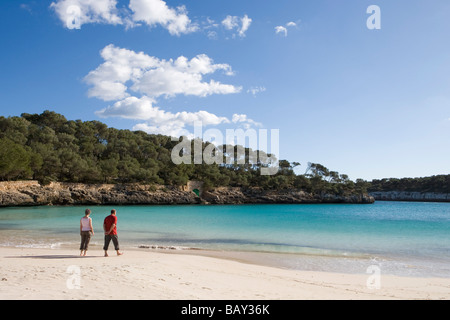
left=50, top=0, right=197, bottom=35
left=128, top=0, right=197, bottom=35
left=286, top=21, right=297, bottom=27
left=96, top=96, right=230, bottom=137
left=206, top=30, right=218, bottom=40
left=95, top=96, right=158, bottom=120
left=84, top=45, right=159, bottom=101
left=232, top=114, right=262, bottom=129
left=222, top=15, right=238, bottom=30
left=247, top=86, right=266, bottom=97
left=132, top=54, right=239, bottom=98
left=275, top=21, right=299, bottom=37
left=221, top=14, right=252, bottom=38
left=240, top=15, right=252, bottom=37
left=51, top=0, right=255, bottom=39
left=275, top=26, right=287, bottom=37
left=84, top=44, right=241, bottom=101
left=50, top=0, right=122, bottom=29
left=87, top=45, right=259, bottom=137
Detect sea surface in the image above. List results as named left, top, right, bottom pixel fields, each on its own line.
left=1, top=201, right=449, bottom=277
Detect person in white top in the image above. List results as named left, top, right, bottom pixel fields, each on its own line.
left=80, top=209, right=94, bottom=256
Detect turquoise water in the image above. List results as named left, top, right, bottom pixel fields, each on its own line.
left=1, top=202, right=449, bottom=277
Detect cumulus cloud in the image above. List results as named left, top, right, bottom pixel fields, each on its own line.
left=128, top=0, right=197, bottom=35
left=96, top=96, right=230, bottom=137
left=50, top=0, right=197, bottom=35
left=95, top=96, right=157, bottom=120
left=50, top=0, right=122, bottom=29
left=129, top=109, right=260, bottom=137
left=132, top=55, right=239, bottom=98
left=51, top=0, right=254, bottom=39
left=84, top=44, right=242, bottom=101
left=222, top=14, right=252, bottom=38
left=84, top=45, right=158, bottom=101
left=87, top=45, right=259, bottom=137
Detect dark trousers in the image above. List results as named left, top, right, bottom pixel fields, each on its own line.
left=103, top=234, right=120, bottom=251
left=80, top=231, right=91, bottom=250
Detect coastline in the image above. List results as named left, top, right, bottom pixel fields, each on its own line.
left=370, top=191, right=449, bottom=203
left=0, top=181, right=375, bottom=207
left=1, top=246, right=449, bottom=300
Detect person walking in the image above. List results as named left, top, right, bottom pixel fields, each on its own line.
left=80, top=209, right=94, bottom=256
left=103, top=209, right=123, bottom=257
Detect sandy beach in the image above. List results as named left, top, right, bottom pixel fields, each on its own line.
left=0, top=246, right=449, bottom=300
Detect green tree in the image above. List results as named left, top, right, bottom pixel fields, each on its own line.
left=0, top=138, right=32, bottom=181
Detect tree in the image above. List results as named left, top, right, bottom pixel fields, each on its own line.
left=0, top=138, right=32, bottom=181
left=355, top=179, right=370, bottom=194
left=328, top=171, right=340, bottom=183
left=99, top=156, right=119, bottom=183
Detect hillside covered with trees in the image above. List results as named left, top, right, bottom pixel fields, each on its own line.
left=368, top=175, right=450, bottom=194
left=0, top=111, right=370, bottom=196
left=0, top=111, right=447, bottom=197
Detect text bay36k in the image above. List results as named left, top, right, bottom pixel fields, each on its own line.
left=181, top=304, right=270, bottom=317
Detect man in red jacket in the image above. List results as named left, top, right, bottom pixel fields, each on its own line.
left=103, top=209, right=123, bottom=257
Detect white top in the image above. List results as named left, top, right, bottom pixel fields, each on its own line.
left=81, top=217, right=92, bottom=232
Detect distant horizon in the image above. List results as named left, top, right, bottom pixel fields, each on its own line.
left=1, top=0, right=449, bottom=181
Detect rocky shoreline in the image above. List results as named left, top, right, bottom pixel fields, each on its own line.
left=0, top=181, right=375, bottom=207
left=203, top=187, right=375, bottom=205
left=369, top=191, right=449, bottom=202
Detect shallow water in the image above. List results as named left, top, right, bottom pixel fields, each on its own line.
left=1, top=201, right=449, bottom=277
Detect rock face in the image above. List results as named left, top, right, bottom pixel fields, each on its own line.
left=0, top=181, right=375, bottom=207
left=5, top=182, right=449, bottom=206
left=203, top=187, right=375, bottom=204
left=369, top=191, right=449, bottom=202
left=0, top=181, right=201, bottom=207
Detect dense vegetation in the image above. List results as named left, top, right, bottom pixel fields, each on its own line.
left=368, top=175, right=450, bottom=194
left=0, top=111, right=447, bottom=195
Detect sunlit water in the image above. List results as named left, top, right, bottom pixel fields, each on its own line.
left=1, top=201, right=449, bottom=277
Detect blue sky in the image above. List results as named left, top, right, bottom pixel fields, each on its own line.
left=0, top=0, right=449, bottom=180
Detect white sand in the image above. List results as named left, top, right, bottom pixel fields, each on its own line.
left=0, top=247, right=449, bottom=300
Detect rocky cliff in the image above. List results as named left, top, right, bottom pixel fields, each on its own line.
left=369, top=191, right=449, bottom=202
left=0, top=181, right=200, bottom=207
left=0, top=181, right=375, bottom=207
left=203, top=187, right=375, bottom=204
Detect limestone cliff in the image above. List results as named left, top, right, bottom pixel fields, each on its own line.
left=0, top=181, right=200, bottom=207
left=203, top=187, right=375, bottom=204
left=0, top=181, right=375, bottom=207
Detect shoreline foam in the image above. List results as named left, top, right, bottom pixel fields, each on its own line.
left=2, top=239, right=450, bottom=279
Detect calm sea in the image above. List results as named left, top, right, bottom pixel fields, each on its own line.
left=1, top=201, right=449, bottom=277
